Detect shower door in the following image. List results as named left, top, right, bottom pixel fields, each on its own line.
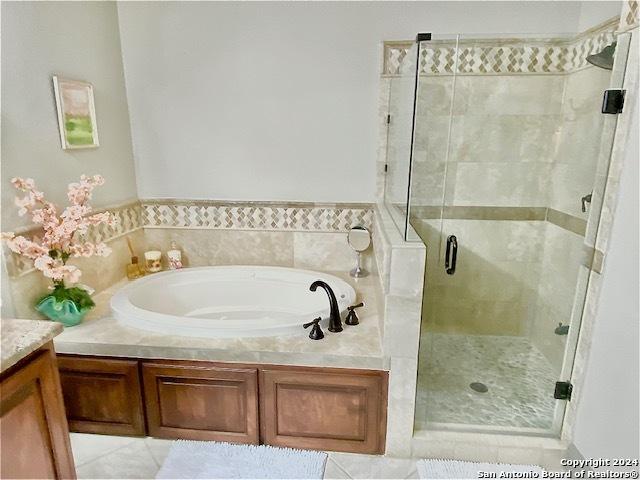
left=412, top=30, right=632, bottom=435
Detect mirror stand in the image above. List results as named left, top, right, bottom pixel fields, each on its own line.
left=350, top=251, right=369, bottom=278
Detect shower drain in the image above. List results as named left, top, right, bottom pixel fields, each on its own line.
left=470, top=382, right=489, bottom=393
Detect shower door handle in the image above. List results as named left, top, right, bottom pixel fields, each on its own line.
left=445, top=235, right=458, bottom=275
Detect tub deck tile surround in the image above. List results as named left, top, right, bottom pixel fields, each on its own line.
left=4, top=200, right=143, bottom=278
left=5, top=200, right=373, bottom=278
left=372, top=204, right=426, bottom=457
left=54, top=271, right=387, bottom=371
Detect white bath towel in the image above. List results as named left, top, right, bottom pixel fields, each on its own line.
left=417, top=459, right=544, bottom=479
left=156, top=440, right=327, bottom=479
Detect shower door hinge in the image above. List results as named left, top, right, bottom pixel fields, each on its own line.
left=386, top=114, right=391, bottom=125
left=602, top=89, right=625, bottom=114
left=554, top=381, right=573, bottom=401
left=384, top=163, right=388, bottom=173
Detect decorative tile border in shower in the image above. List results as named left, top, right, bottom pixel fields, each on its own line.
left=408, top=204, right=604, bottom=272
left=408, top=205, right=586, bottom=235
left=545, top=208, right=587, bottom=237
left=383, top=17, right=618, bottom=76
left=4, top=200, right=143, bottom=277
left=410, top=205, right=547, bottom=222
left=141, top=199, right=374, bottom=232
left=619, top=0, right=639, bottom=31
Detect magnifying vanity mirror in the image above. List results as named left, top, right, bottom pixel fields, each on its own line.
left=347, top=225, right=371, bottom=278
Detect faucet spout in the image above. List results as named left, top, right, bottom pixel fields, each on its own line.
left=309, top=280, right=343, bottom=333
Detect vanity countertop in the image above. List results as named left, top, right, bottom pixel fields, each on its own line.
left=54, top=271, right=388, bottom=370
left=1, top=318, right=63, bottom=373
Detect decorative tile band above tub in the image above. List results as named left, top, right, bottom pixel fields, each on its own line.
left=4, top=201, right=143, bottom=277
left=140, top=200, right=374, bottom=232
left=620, top=0, right=639, bottom=31
left=383, top=18, right=618, bottom=76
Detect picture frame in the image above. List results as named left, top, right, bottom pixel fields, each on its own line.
left=52, top=76, right=100, bottom=149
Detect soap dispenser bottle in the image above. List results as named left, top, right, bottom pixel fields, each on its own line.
left=167, top=241, right=183, bottom=269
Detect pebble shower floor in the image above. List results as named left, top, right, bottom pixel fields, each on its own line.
left=415, top=333, right=557, bottom=431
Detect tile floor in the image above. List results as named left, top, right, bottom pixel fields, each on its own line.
left=70, top=433, right=420, bottom=479
left=415, top=333, right=558, bottom=431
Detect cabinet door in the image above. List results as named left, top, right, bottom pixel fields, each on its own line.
left=57, top=356, right=145, bottom=436
left=260, top=367, right=388, bottom=454
left=1, top=348, right=76, bottom=479
left=142, top=362, right=259, bottom=444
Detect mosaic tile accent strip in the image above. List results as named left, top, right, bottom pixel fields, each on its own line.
left=620, top=0, right=639, bottom=31
left=141, top=200, right=373, bottom=232
left=383, top=19, right=618, bottom=76
left=5, top=201, right=143, bottom=277
left=415, top=333, right=557, bottom=431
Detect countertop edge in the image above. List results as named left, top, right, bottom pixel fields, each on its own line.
left=54, top=340, right=391, bottom=371
left=1, top=319, right=64, bottom=374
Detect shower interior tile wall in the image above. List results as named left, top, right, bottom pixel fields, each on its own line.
left=384, top=20, right=617, bottom=372
left=416, top=219, right=543, bottom=337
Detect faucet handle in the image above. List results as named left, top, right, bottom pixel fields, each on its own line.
left=345, top=302, right=364, bottom=326
left=303, top=317, right=325, bottom=340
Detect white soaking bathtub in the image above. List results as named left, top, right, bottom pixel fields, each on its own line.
left=111, top=266, right=356, bottom=338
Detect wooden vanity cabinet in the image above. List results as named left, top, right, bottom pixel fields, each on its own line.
left=1, top=344, right=76, bottom=479
left=56, top=354, right=388, bottom=454
left=57, top=356, right=145, bottom=436
left=141, top=361, right=259, bottom=444
left=259, top=366, right=387, bottom=454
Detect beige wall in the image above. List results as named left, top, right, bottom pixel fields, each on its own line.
left=1, top=1, right=137, bottom=231
left=117, top=1, right=587, bottom=204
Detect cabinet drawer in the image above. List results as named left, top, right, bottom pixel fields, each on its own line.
left=57, top=356, right=145, bottom=436
left=142, top=362, right=259, bottom=444
left=259, top=367, right=387, bottom=454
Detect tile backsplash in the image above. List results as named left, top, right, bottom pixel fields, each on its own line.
left=141, top=200, right=373, bottom=232
left=5, top=200, right=374, bottom=277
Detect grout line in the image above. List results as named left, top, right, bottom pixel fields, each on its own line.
left=142, top=438, right=163, bottom=469
left=405, top=465, right=419, bottom=479
left=326, top=456, right=354, bottom=479
left=72, top=435, right=140, bottom=469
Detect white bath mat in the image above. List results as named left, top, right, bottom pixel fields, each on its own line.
left=156, top=440, right=327, bottom=479
left=417, top=459, right=544, bottom=479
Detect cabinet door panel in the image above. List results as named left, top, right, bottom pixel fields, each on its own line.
left=260, top=368, right=387, bottom=454
left=1, top=348, right=76, bottom=479
left=57, top=356, right=145, bottom=435
left=142, top=362, right=258, bottom=444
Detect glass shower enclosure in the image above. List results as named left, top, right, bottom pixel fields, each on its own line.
left=382, top=25, right=631, bottom=436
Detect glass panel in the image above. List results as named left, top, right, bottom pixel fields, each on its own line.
left=406, top=34, right=459, bottom=243
left=413, top=27, right=630, bottom=435
left=384, top=42, right=418, bottom=236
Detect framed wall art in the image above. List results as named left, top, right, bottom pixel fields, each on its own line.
left=52, top=76, right=99, bottom=149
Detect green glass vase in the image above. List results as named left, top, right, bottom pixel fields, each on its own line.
left=36, top=295, right=90, bottom=327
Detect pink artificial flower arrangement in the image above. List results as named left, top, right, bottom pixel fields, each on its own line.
left=2, top=175, right=117, bottom=324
